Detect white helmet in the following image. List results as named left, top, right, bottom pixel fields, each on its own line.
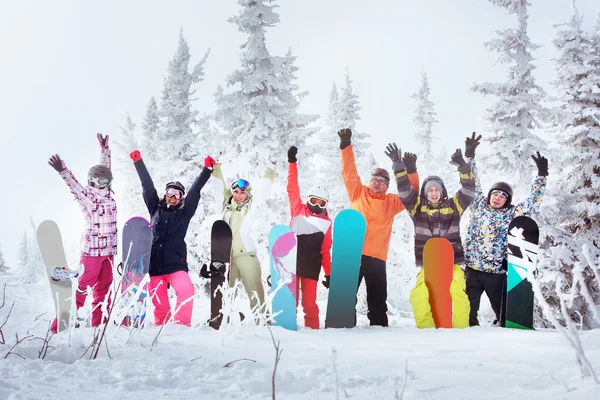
left=308, top=185, right=329, bottom=201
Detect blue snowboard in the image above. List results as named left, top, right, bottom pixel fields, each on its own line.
left=325, top=209, right=367, bottom=328
left=269, top=225, right=298, bottom=331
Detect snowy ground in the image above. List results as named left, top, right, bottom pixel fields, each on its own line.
left=0, top=273, right=599, bottom=400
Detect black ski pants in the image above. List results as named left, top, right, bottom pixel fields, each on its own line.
left=465, top=267, right=506, bottom=327
left=356, top=255, right=388, bottom=327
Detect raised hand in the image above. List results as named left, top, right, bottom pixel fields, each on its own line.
left=450, top=149, right=467, bottom=167
left=531, top=151, right=548, bottom=177
left=130, top=150, right=142, bottom=162
left=48, top=154, right=66, bottom=172
left=288, top=146, right=298, bottom=163
left=403, top=152, right=418, bottom=174
left=465, top=132, right=482, bottom=159
left=204, top=156, right=217, bottom=170
left=97, top=133, right=109, bottom=149
left=337, top=128, right=352, bottom=150
left=385, top=143, right=405, bottom=172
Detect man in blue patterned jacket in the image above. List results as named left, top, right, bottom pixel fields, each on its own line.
left=463, top=133, right=548, bottom=327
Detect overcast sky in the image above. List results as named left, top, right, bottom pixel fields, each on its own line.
left=0, top=0, right=598, bottom=266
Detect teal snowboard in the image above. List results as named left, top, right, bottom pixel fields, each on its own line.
left=325, top=209, right=367, bottom=328
left=269, top=225, right=298, bottom=331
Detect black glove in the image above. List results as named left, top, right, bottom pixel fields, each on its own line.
left=288, top=146, right=298, bottom=163
left=48, top=154, right=66, bottom=172
left=450, top=149, right=467, bottom=167
left=385, top=143, right=405, bottom=172
left=403, top=152, right=418, bottom=174
left=531, top=151, right=548, bottom=177
left=337, top=128, right=352, bottom=150
left=322, top=276, right=330, bottom=289
left=465, top=132, right=482, bottom=159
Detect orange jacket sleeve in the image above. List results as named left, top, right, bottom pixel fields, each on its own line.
left=341, top=145, right=363, bottom=202
left=321, top=221, right=332, bottom=276
left=391, top=172, right=420, bottom=214
left=287, top=162, right=304, bottom=218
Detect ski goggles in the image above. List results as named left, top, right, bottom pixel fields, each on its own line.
left=89, top=176, right=112, bottom=188
left=165, top=188, right=183, bottom=199
left=490, top=190, right=509, bottom=199
left=308, top=196, right=328, bottom=209
left=231, top=179, right=250, bottom=192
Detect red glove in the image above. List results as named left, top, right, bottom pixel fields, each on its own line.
left=204, top=156, right=216, bottom=170
left=97, top=133, right=109, bottom=149
left=130, top=150, right=142, bottom=162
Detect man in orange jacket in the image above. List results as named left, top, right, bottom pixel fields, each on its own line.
left=338, top=128, right=419, bottom=326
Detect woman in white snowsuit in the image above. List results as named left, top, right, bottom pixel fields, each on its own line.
left=47, top=133, right=117, bottom=332
left=211, top=163, right=274, bottom=319
left=463, top=133, right=548, bottom=327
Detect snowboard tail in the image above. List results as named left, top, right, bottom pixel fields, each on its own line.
left=325, top=209, right=366, bottom=329
left=202, top=220, right=232, bottom=330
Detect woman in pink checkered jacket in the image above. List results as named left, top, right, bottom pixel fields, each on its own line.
left=47, top=133, right=117, bottom=332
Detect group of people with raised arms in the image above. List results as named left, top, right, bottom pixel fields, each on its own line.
left=47, top=129, right=547, bottom=332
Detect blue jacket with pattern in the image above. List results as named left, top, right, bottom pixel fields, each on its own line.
left=464, top=159, right=547, bottom=274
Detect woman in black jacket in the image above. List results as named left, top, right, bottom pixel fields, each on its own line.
left=130, top=150, right=215, bottom=326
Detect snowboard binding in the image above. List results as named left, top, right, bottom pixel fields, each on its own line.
left=50, top=265, right=81, bottom=285
left=200, top=261, right=228, bottom=278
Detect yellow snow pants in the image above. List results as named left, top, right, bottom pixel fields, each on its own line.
left=409, top=265, right=470, bottom=329
left=229, top=253, right=265, bottom=313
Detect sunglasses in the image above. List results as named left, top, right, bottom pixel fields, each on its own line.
left=231, top=179, right=250, bottom=192
left=491, top=190, right=508, bottom=199
left=90, top=176, right=112, bottom=188
left=308, top=196, right=328, bottom=209
left=370, top=177, right=388, bottom=185
left=165, top=188, right=183, bottom=199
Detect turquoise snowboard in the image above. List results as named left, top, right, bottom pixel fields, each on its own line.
left=269, top=225, right=298, bottom=331
left=325, top=209, right=367, bottom=328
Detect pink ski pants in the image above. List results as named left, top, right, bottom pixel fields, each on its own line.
left=149, top=271, right=195, bottom=326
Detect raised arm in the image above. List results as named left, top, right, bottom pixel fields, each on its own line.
left=48, top=154, right=94, bottom=210
left=286, top=146, right=304, bottom=217
left=464, top=132, right=485, bottom=206
left=449, top=149, right=476, bottom=216
left=386, top=144, right=420, bottom=216
left=184, top=156, right=216, bottom=216
left=242, top=167, right=275, bottom=228
left=339, top=129, right=364, bottom=202
left=513, top=152, right=548, bottom=216
left=211, top=162, right=230, bottom=213
left=130, top=150, right=159, bottom=215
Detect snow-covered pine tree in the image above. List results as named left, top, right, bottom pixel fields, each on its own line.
left=17, top=232, right=28, bottom=275
left=152, top=29, right=212, bottom=272
left=471, top=0, right=548, bottom=190
left=140, top=97, right=160, bottom=162
left=536, top=1, right=600, bottom=329
left=412, top=71, right=438, bottom=161
left=19, top=220, right=45, bottom=284
left=112, top=114, right=146, bottom=222
left=338, top=69, right=374, bottom=183
left=214, top=0, right=320, bottom=277
left=0, top=242, right=8, bottom=274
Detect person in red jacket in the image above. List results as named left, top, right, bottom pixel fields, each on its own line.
left=287, top=146, right=332, bottom=329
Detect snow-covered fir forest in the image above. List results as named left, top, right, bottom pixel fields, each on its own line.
left=1, top=0, right=600, bottom=398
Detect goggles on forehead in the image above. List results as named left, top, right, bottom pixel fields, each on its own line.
left=90, top=176, right=112, bottom=188
left=165, top=188, right=183, bottom=199
left=308, top=196, right=328, bottom=209
left=231, top=179, right=250, bottom=192
left=491, top=190, right=509, bottom=199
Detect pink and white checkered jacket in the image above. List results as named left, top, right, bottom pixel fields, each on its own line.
left=59, top=148, right=118, bottom=257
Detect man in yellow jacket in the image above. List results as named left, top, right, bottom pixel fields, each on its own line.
left=338, top=128, right=419, bottom=326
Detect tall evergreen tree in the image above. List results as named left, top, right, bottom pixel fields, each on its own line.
left=412, top=71, right=438, bottom=161
left=472, top=0, right=548, bottom=189
left=141, top=96, right=160, bottom=162
left=537, top=1, right=600, bottom=328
